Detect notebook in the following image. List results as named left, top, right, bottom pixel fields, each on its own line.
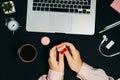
left=26, top=0, right=97, bottom=35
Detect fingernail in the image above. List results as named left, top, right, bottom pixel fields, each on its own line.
left=60, top=51, right=64, bottom=54
left=60, top=48, right=67, bottom=54
left=63, top=48, right=67, bottom=52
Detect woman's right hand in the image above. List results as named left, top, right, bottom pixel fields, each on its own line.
left=61, top=42, right=83, bottom=73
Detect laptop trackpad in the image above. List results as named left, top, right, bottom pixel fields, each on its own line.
left=49, top=14, right=72, bottom=33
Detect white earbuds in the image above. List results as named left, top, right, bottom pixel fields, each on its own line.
left=99, top=35, right=120, bottom=57
left=101, top=35, right=108, bottom=44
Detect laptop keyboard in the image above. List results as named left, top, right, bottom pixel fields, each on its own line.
left=33, top=0, right=91, bottom=14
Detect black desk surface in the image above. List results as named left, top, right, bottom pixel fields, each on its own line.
left=0, top=0, right=120, bottom=80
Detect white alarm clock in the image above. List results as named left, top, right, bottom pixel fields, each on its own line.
left=5, top=17, right=21, bottom=34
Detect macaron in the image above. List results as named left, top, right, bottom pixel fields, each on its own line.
left=41, top=36, right=50, bottom=46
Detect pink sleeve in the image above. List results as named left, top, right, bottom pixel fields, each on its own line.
left=77, top=62, right=115, bottom=80
left=38, top=69, right=64, bottom=80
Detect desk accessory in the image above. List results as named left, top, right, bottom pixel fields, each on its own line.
left=17, top=44, right=38, bottom=63
left=99, top=20, right=120, bottom=33
left=110, top=0, right=120, bottom=14
left=5, top=17, right=21, bottom=34
left=99, top=35, right=120, bottom=57
left=1, top=1, right=16, bottom=14
left=26, top=0, right=97, bottom=35
left=105, top=40, right=115, bottom=50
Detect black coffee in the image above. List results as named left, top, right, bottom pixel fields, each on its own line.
left=19, top=45, right=36, bottom=61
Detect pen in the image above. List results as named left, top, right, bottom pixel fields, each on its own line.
left=99, top=20, right=120, bottom=33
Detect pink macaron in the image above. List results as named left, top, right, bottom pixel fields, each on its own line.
left=41, top=36, right=50, bottom=46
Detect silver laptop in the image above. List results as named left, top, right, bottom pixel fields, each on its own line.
left=26, top=0, right=97, bottom=35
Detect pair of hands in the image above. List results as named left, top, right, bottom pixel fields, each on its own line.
left=48, top=42, right=83, bottom=73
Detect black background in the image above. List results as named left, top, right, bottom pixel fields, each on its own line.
left=0, top=0, right=120, bottom=80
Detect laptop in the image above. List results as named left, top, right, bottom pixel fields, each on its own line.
left=26, top=0, right=97, bottom=35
